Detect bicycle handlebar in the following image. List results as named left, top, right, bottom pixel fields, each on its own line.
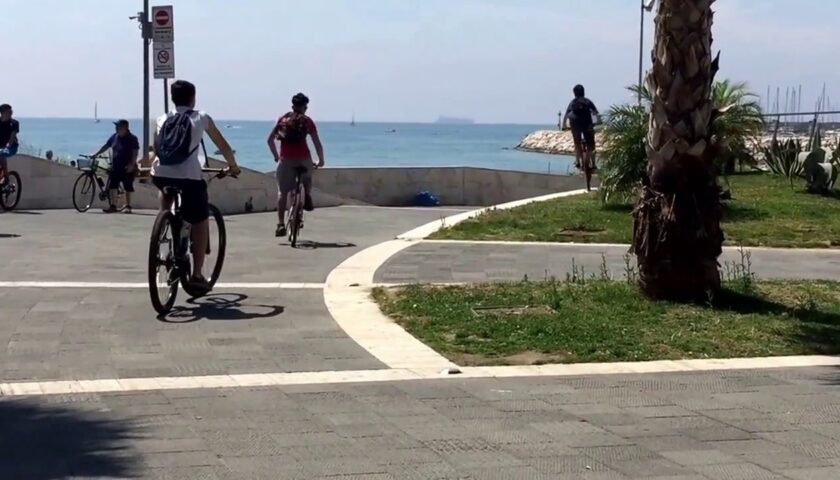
left=202, top=168, right=238, bottom=179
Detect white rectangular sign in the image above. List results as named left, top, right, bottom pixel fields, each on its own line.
left=153, top=43, right=175, bottom=79
left=151, top=5, right=174, bottom=43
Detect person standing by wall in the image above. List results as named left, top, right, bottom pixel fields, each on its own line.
left=90, top=119, right=140, bottom=213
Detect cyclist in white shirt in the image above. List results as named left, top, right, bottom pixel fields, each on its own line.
left=150, top=80, right=241, bottom=289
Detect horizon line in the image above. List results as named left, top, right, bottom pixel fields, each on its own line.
left=16, top=116, right=554, bottom=127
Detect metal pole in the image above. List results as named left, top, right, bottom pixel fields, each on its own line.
left=164, top=78, right=170, bottom=113
left=637, top=0, right=645, bottom=104
left=142, top=0, right=150, bottom=160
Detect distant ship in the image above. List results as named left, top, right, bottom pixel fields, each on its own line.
left=94, top=102, right=100, bottom=123
left=435, top=116, right=475, bottom=125
left=351, top=112, right=356, bottom=127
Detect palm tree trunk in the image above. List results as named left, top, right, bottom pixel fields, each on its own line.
left=632, top=0, right=723, bottom=301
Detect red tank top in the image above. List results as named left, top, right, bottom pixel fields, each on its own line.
left=277, top=114, right=316, bottom=161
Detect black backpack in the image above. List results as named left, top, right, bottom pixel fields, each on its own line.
left=277, top=112, right=308, bottom=144
left=156, top=111, right=198, bottom=165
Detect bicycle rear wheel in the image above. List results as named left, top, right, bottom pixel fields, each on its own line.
left=287, top=195, right=301, bottom=248
left=182, top=204, right=226, bottom=298
left=0, top=171, right=21, bottom=211
left=72, top=173, right=96, bottom=212
left=148, top=210, right=179, bottom=314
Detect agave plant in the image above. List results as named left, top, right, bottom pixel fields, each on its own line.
left=762, top=138, right=803, bottom=182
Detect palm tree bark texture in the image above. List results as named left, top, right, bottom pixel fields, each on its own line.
left=632, top=0, right=724, bottom=301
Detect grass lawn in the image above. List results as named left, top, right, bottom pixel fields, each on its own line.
left=373, top=280, right=840, bottom=365
left=432, top=173, right=840, bottom=248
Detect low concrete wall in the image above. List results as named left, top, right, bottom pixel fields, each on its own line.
left=11, top=154, right=585, bottom=211
left=314, top=166, right=586, bottom=206
left=9, top=155, right=358, bottom=214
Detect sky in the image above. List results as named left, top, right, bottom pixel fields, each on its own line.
left=3, top=0, right=838, bottom=124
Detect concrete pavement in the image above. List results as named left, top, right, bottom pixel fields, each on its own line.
left=4, top=205, right=840, bottom=478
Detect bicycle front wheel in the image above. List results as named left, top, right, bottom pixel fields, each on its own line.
left=72, top=173, right=96, bottom=212
left=0, top=171, right=21, bottom=211
left=148, top=210, right=179, bottom=314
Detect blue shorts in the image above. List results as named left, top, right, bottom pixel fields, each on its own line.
left=0, top=145, right=18, bottom=158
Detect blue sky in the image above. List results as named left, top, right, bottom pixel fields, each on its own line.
left=3, top=0, right=838, bottom=123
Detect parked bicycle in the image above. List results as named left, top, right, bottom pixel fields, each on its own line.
left=72, top=154, right=127, bottom=212
left=0, top=166, right=21, bottom=211
left=148, top=168, right=234, bottom=315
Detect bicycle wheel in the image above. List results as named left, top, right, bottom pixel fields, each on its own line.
left=182, top=205, right=226, bottom=298
left=204, top=204, right=226, bottom=288
left=72, top=173, right=96, bottom=212
left=0, top=171, right=21, bottom=211
left=287, top=196, right=301, bottom=248
left=148, top=210, right=179, bottom=314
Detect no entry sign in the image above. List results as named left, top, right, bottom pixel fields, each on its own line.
left=151, top=6, right=174, bottom=43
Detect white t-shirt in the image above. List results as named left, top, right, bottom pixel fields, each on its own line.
left=151, top=107, right=210, bottom=181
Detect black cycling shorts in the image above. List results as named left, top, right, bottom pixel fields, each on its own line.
left=152, top=176, right=209, bottom=224
left=571, top=126, right=596, bottom=150
left=108, top=169, right=135, bottom=193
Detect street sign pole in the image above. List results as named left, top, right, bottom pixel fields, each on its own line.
left=164, top=78, right=169, bottom=112
left=143, top=0, right=150, bottom=162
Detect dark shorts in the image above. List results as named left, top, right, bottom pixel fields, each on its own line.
left=571, top=126, right=596, bottom=150
left=108, top=168, right=135, bottom=193
left=0, top=144, right=18, bottom=158
left=152, top=177, right=209, bottom=224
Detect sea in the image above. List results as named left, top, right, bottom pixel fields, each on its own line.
left=16, top=118, right=576, bottom=175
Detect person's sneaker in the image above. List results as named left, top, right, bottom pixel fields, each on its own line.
left=188, top=275, right=212, bottom=293
left=102, top=205, right=118, bottom=213
left=304, top=194, right=314, bottom=212
left=123, top=206, right=133, bottom=214
left=275, top=224, right=287, bottom=237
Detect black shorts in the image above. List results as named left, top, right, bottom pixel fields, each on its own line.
left=571, top=126, right=596, bottom=150
left=108, top=169, right=135, bottom=193
left=152, top=177, right=209, bottom=224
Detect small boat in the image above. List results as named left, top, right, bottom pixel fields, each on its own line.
left=351, top=112, right=356, bottom=127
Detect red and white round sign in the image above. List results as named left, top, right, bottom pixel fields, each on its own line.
left=155, top=10, right=170, bottom=27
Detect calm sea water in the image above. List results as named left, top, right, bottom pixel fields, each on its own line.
left=16, top=118, right=575, bottom=175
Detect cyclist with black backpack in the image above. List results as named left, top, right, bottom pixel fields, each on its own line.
left=267, top=93, right=325, bottom=237
left=150, top=80, right=241, bottom=289
left=560, top=84, right=601, bottom=171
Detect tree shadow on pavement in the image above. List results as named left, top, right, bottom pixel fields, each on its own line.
left=0, top=233, right=20, bottom=238
left=0, top=399, right=143, bottom=479
left=160, top=293, right=285, bottom=323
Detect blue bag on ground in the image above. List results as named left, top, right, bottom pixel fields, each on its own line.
left=413, top=191, right=440, bottom=207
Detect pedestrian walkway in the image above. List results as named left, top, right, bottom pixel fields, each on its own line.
left=375, top=240, right=840, bottom=284
left=3, top=205, right=840, bottom=478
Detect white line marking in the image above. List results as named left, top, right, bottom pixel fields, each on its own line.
left=4, top=355, right=840, bottom=397
left=0, top=281, right=325, bottom=289
left=324, top=240, right=458, bottom=371
left=398, top=189, right=591, bottom=240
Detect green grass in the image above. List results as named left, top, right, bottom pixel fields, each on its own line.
left=373, top=280, right=840, bottom=365
left=432, top=173, right=840, bottom=248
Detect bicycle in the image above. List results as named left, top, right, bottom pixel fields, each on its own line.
left=0, top=166, right=21, bottom=211
left=72, top=154, right=128, bottom=212
left=563, top=127, right=595, bottom=192
left=286, top=165, right=312, bottom=248
left=147, top=168, right=234, bottom=315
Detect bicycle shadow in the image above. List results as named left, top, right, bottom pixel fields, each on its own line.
left=159, top=293, right=285, bottom=323
left=0, top=210, right=41, bottom=215
left=279, top=240, right=357, bottom=250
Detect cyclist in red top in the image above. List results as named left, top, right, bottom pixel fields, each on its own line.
left=267, top=93, right=325, bottom=237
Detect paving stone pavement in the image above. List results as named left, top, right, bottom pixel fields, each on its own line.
left=0, top=207, right=465, bottom=284
left=375, top=242, right=840, bottom=284
left=3, top=367, right=840, bottom=479
left=0, top=207, right=466, bottom=381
